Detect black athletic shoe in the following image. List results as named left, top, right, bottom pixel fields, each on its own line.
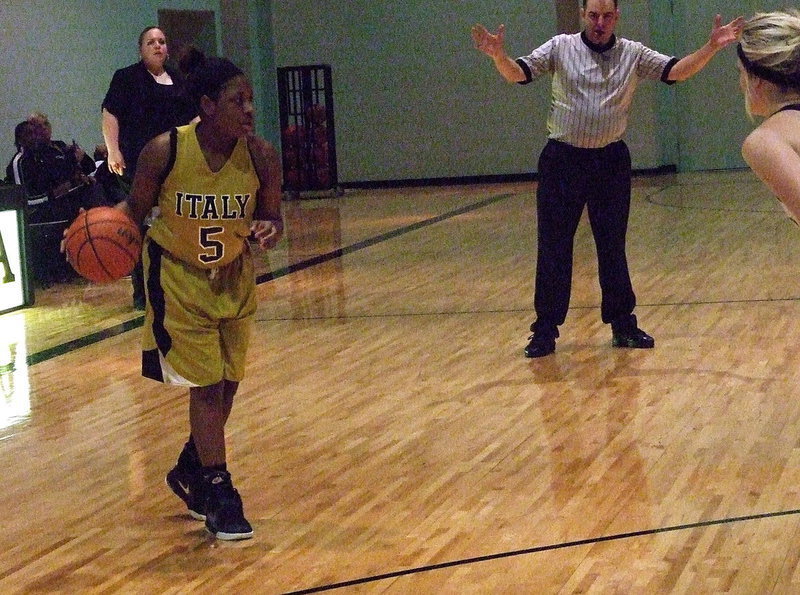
left=165, top=440, right=205, bottom=520
left=166, top=465, right=205, bottom=520
left=203, top=470, right=253, bottom=541
left=611, top=314, right=654, bottom=349
left=524, top=333, right=556, bottom=358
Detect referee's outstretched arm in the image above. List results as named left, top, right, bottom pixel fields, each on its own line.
left=472, top=23, right=526, bottom=84
left=667, top=14, right=744, bottom=81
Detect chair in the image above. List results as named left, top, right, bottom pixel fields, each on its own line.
left=26, top=196, right=76, bottom=288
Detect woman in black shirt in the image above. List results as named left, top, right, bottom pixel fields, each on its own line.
left=101, top=26, right=196, bottom=308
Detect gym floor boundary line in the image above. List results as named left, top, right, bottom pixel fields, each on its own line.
left=284, top=507, right=800, bottom=594
left=24, top=192, right=516, bottom=367
left=253, top=192, right=514, bottom=285
left=256, top=295, right=800, bottom=323
left=28, top=183, right=791, bottom=366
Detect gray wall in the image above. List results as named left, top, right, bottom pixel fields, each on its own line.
left=0, top=1, right=771, bottom=185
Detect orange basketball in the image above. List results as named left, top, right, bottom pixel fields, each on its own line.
left=64, top=207, right=142, bottom=283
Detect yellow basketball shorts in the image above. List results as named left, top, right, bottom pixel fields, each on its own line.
left=141, top=237, right=256, bottom=387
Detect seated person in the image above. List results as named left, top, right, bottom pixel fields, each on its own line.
left=4, top=119, right=74, bottom=287
left=27, top=112, right=97, bottom=194
left=14, top=112, right=104, bottom=223
left=93, top=143, right=107, bottom=169
left=5, top=120, right=35, bottom=185
left=91, top=143, right=126, bottom=205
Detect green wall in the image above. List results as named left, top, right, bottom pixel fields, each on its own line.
left=0, top=2, right=781, bottom=182
left=220, top=0, right=279, bottom=147
left=669, top=0, right=789, bottom=171
left=0, top=0, right=220, bottom=166
left=268, top=0, right=737, bottom=181
left=270, top=1, right=556, bottom=182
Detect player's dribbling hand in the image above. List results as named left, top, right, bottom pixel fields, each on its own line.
left=250, top=219, right=283, bottom=250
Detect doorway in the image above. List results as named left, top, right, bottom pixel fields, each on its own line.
left=158, top=9, right=218, bottom=65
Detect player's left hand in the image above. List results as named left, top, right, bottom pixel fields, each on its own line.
left=250, top=219, right=283, bottom=250
left=710, top=14, right=745, bottom=49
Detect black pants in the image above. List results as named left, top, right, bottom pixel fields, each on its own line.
left=115, top=170, right=145, bottom=307
left=532, top=139, right=636, bottom=335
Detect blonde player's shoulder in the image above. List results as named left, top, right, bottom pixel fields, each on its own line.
left=765, top=108, right=800, bottom=147
left=742, top=112, right=800, bottom=220
left=744, top=111, right=800, bottom=165
left=763, top=106, right=800, bottom=127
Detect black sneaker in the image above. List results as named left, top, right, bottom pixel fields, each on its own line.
left=165, top=440, right=205, bottom=520
left=166, top=466, right=205, bottom=520
left=524, top=333, right=556, bottom=358
left=611, top=315, right=654, bottom=349
left=203, top=470, right=253, bottom=541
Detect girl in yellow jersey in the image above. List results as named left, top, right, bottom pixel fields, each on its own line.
left=120, top=54, right=282, bottom=540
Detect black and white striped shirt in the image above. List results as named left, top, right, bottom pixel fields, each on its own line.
left=517, top=32, right=677, bottom=148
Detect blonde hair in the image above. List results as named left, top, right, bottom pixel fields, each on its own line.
left=738, top=10, right=800, bottom=117
left=739, top=10, right=800, bottom=87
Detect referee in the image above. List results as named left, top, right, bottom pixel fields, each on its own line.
left=473, top=0, right=743, bottom=357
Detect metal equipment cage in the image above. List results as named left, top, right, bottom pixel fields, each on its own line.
left=277, top=64, right=340, bottom=197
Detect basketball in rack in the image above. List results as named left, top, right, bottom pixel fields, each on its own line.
left=277, top=64, right=342, bottom=198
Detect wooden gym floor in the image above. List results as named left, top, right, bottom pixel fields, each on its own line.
left=2, top=169, right=800, bottom=593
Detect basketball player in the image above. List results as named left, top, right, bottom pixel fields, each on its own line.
left=120, top=55, right=283, bottom=540
left=472, top=1, right=744, bottom=357
left=738, top=10, right=800, bottom=223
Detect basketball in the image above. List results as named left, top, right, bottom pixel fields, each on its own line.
left=64, top=207, right=142, bottom=283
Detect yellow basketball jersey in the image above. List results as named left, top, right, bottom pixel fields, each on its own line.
left=148, top=122, right=259, bottom=269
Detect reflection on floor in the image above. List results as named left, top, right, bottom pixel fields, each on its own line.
left=5, top=171, right=800, bottom=593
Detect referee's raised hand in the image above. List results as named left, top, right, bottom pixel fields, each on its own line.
left=472, top=24, right=526, bottom=83
left=471, top=23, right=507, bottom=59
left=709, top=14, right=745, bottom=50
